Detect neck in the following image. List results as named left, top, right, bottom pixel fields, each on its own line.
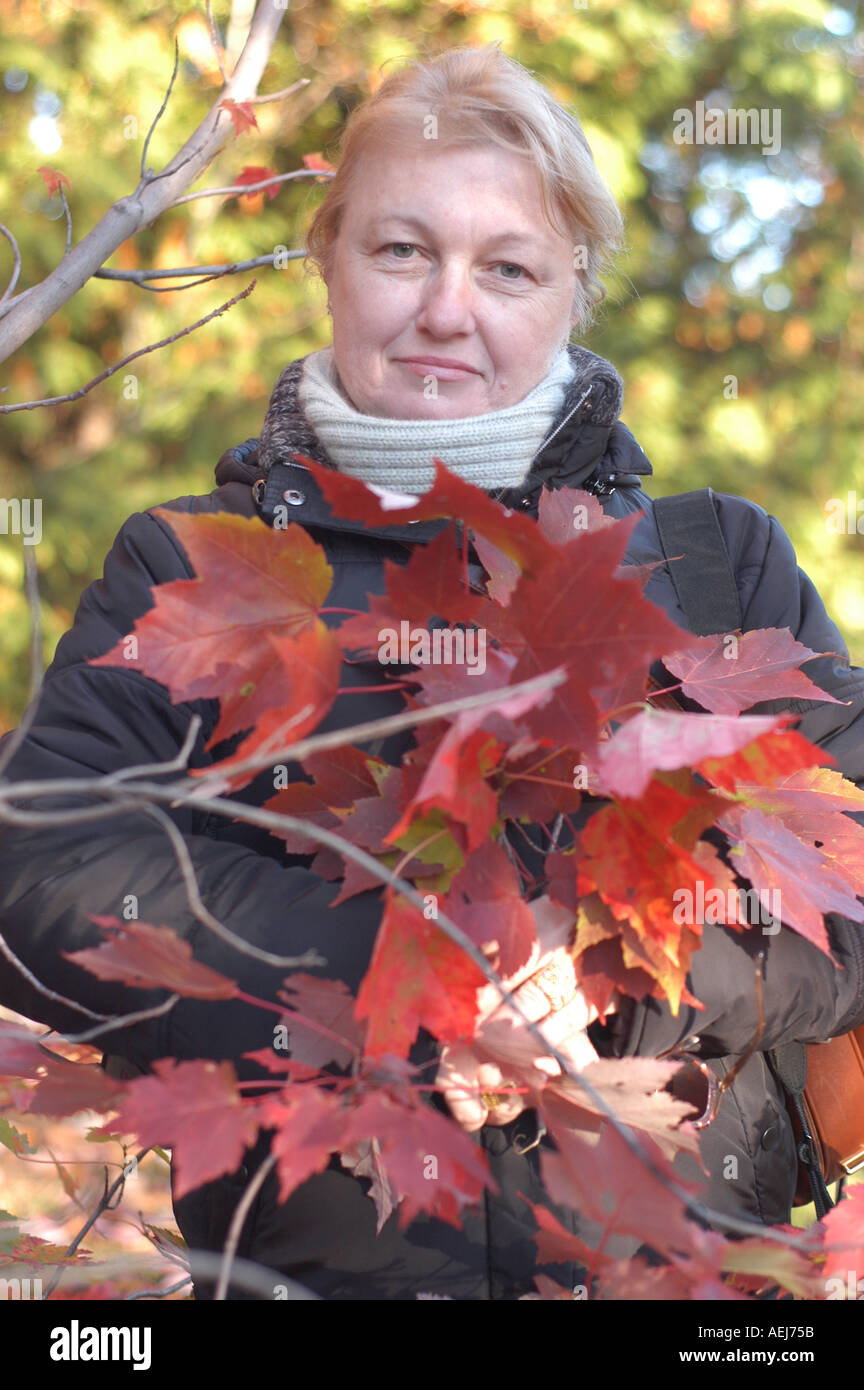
left=297, top=345, right=577, bottom=494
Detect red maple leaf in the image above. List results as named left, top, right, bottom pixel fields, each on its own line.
left=664, top=628, right=846, bottom=714
left=719, top=804, right=864, bottom=952
left=64, top=915, right=236, bottom=998
left=90, top=510, right=341, bottom=754
left=536, top=486, right=616, bottom=545
left=484, top=514, right=686, bottom=753
left=300, top=456, right=551, bottom=573
left=18, top=1054, right=123, bottom=1118
left=594, top=708, right=784, bottom=799
left=387, top=721, right=504, bottom=852
left=820, top=1185, right=864, bottom=1292
left=261, top=1085, right=351, bottom=1204
left=37, top=165, right=70, bottom=197
left=102, top=1058, right=261, bottom=1199
left=442, top=839, right=537, bottom=977
left=233, top=165, right=279, bottom=200
left=577, top=776, right=729, bottom=1012
left=342, top=1090, right=493, bottom=1229
left=301, top=151, right=336, bottom=182
left=275, top=973, right=365, bottom=1069
left=355, top=895, right=486, bottom=1059
left=220, top=99, right=259, bottom=134
left=696, top=726, right=831, bottom=791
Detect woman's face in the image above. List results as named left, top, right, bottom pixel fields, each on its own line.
left=323, top=143, right=580, bottom=420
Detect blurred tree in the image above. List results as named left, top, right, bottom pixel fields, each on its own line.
left=0, top=0, right=861, bottom=729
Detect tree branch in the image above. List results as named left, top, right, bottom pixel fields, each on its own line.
left=0, top=223, right=22, bottom=311
left=140, top=39, right=180, bottom=181
left=214, top=1151, right=277, bottom=1299
left=206, top=0, right=229, bottom=85
left=0, top=280, right=255, bottom=413
left=170, top=165, right=333, bottom=206
left=94, top=253, right=304, bottom=292
left=0, top=0, right=285, bottom=359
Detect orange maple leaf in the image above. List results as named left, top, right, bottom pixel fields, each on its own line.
left=220, top=99, right=259, bottom=135
left=37, top=166, right=70, bottom=198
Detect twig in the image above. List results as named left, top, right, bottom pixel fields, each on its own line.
left=248, top=78, right=311, bottom=105
left=170, top=167, right=334, bottom=206
left=104, top=714, right=202, bottom=784
left=22, top=993, right=181, bottom=1046
left=94, top=253, right=304, bottom=294
left=0, top=280, right=255, bottom=414
left=0, top=224, right=22, bottom=310
left=141, top=40, right=180, bottom=181
left=172, top=668, right=568, bottom=797
left=214, top=1151, right=276, bottom=1299
left=59, top=187, right=72, bottom=256
left=0, top=546, right=44, bottom=779
left=0, top=929, right=114, bottom=1022
left=42, top=1149, right=152, bottom=1297
left=138, top=802, right=325, bottom=969
left=206, top=0, right=228, bottom=83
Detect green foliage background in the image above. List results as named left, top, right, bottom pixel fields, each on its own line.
left=1, top=0, right=862, bottom=731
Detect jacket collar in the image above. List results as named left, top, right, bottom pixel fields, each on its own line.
left=214, top=343, right=652, bottom=533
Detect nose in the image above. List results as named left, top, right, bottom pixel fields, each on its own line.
left=414, top=260, right=477, bottom=338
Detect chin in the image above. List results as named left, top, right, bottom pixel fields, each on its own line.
left=382, top=392, right=491, bottom=421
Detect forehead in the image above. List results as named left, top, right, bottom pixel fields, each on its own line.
left=342, top=143, right=568, bottom=246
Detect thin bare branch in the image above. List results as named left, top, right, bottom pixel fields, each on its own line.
left=141, top=40, right=180, bottom=181
left=95, top=253, right=303, bottom=290
left=43, top=1149, right=152, bottom=1296
left=248, top=77, right=311, bottom=105
left=214, top=1151, right=276, bottom=1300
left=173, top=668, right=568, bottom=797
left=170, top=166, right=334, bottom=206
left=59, top=187, right=72, bottom=256
left=0, top=280, right=255, bottom=414
left=28, top=992, right=180, bottom=1046
left=206, top=0, right=229, bottom=84
left=0, top=928, right=113, bottom=1022
left=104, top=715, right=202, bottom=784
left=0, top=224, right=22, bottom=310
left=138, top=802, right=325, bottom=970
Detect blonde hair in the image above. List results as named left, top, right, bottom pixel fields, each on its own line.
left=303, top=43, right=624, bottom=330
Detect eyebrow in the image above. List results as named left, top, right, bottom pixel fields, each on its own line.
left=368, top=214, right=545, bottom=252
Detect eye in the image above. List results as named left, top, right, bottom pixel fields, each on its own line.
left=497, top=262, right=528, bottom=280
left=385, top=243, right=417, bottom=259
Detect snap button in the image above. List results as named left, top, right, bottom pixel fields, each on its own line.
left=282, top=489, right=305, bottom=506
left=761, top=1124, right=779, bottom=1151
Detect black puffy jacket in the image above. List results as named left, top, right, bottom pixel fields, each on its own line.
left=2, top=343, right=864, bottom=1300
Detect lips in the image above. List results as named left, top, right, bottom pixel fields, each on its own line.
left=397, top=356, right=480, bottom=373
left=396, top=357, right=482, bottom=381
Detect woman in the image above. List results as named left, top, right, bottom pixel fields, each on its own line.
left=2, top=44, right=864, bottom=1301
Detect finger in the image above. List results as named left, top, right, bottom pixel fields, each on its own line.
left=532, top=1028, right=599, bottom=1078
left=439, top=1052, right=514, bottom=1133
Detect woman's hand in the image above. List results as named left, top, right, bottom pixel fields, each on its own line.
left=437, top=907, right=606, bottom=1133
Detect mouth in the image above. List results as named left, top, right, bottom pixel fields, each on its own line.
left=396, top=357, right=481, bottom=381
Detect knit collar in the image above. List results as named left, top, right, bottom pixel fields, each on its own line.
left=216, top=342, right=651, bottom=502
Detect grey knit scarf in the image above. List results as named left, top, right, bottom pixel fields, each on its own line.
left=255, top=341, right=626, bottom=490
